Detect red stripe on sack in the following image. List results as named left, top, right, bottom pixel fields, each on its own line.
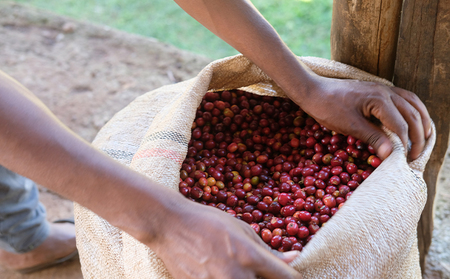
left=133, top=148, right=183, bottom=164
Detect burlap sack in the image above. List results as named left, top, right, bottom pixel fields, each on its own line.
left=74, top=54, right=435, bottom=279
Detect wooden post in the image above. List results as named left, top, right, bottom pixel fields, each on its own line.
left=330, top=0, right=403, bottom=80
left=393, top=0, right=450, bottom=271
left=330, top=0, right=450, bottom=273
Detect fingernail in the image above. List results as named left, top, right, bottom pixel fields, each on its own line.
left=427, top=127, right=432, bottom=138
left=283, top=251, right=300, bottom=262
left=378, top=142, right=392, bottom=160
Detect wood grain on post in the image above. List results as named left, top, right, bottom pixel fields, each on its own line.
left=331, top=0, right=450, bottom=273
left=330, top=0, right=403, bottom=80
left=393, top=0, right=450, bottom=271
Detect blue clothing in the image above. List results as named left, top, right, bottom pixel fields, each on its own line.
left=0, top=165, right=49, bottom=253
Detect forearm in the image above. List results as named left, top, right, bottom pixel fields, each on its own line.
left=0, top=71, right=185, bottom=245
left=174, top=0, right=317, bottom=102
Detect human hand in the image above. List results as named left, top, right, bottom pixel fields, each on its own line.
left=293, top=74, right=432, bottom=160
left=151, top=201, right=302, bottom=279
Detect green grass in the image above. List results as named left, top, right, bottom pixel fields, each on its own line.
left=11, top=0, right=333, bottom=60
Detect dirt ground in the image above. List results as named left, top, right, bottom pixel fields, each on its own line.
left=0, top=2, right=449, bottom=278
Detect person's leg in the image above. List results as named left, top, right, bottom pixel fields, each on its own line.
left=0, top=165, right=50, bottom=253
left=0, top=165, right=77, bottom=272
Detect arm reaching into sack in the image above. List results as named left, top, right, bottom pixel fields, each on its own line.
left=0, top=70, right=302, bottom=278
left=175, top=0, right=432, bottom=160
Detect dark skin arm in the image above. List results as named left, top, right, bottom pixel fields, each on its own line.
left=175, top=0, right=432, bottom=160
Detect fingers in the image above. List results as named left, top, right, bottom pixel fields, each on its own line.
left=243, top=227, right=301, bottom=278
left=244, top=224, right=301, bottom=277
left=391, top=87, right=432, bottom=139
left=276, top=250, right=300, bottom=264
left=370, top=86, right=427, bottom=160
left=390, top=94, right=425, bottom=160
left=360, top=86, right=427, bottom=160
left=352, top=119, right=393, bottom=160
left=347, top=104, right=395, bottom=160
left=253, top=245, right=302, bottom=279
left=265, top=246, right=299, bottom=264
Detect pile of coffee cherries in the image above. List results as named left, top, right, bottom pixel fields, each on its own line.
left=179, top=89, right=381, bottom=252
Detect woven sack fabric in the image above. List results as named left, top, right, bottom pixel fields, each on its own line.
left=74, top=54, right=435, bottom=279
